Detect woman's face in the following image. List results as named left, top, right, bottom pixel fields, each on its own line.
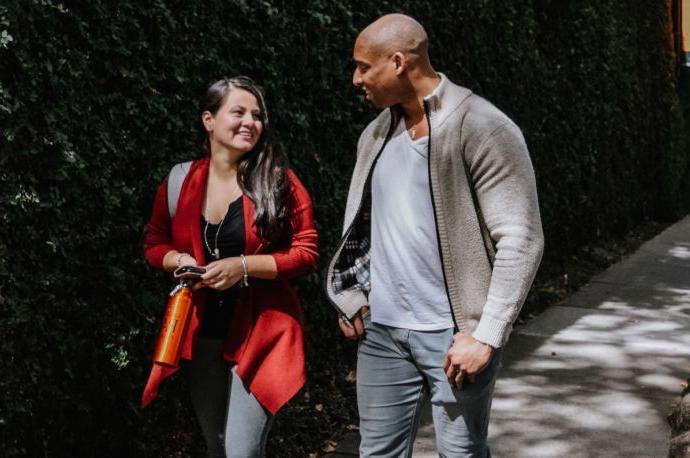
left=203, top=88, right=264, bottom=155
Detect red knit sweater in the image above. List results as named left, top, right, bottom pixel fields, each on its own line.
left=141, top=157, right=318, bottom=414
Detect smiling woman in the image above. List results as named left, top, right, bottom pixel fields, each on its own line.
left=141, top=76, right=319, bottom=457
left=202, top=88, right=264, bottom=168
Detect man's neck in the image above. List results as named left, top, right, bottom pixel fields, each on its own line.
left=399, top=72, right=441, bottom=122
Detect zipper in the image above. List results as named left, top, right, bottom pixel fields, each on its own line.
left=324, top=113, right=397, bottom=319
left=424, top=100, right=460, bottom=333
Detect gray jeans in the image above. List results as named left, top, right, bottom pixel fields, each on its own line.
left=184, top=339, right=272, bottom=458
left=357, top=312, right=501, bottom=457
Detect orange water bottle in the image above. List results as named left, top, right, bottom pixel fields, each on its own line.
left=153, top=281, right=193, bottom=368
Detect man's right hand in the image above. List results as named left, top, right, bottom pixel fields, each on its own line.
left=338, top=307, right=368, bottom=340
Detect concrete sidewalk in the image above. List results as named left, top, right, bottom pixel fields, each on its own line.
left=329, top=215, right=690, bottom=457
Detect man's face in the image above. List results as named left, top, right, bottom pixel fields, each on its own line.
left=352, top=37, right=400, bottom=109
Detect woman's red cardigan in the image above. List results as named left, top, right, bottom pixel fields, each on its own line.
left=141, top=157, right=318, bottom=414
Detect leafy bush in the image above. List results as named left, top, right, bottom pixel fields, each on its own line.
left=1, top=0, right=687, bottom=455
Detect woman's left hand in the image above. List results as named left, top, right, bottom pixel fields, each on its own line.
left=197, top=257, right=244, bottom=291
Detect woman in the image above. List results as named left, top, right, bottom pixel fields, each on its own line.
left=142, top=76, right=318, bottom=457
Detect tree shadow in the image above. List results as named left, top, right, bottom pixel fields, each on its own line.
left=487, top=223, right=690, bottom=458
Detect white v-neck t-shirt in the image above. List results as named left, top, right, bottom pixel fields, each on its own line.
left=368, top=119, right=454, bottom=331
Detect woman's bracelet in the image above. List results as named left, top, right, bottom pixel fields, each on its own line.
left=175, top=252, right=190, bottom=267
left=239, top=254, right=249, bottom=287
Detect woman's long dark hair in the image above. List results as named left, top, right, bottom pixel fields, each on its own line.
left=199, top=76, right=290, bottom=245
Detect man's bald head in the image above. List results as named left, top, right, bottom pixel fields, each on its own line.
left=357, top=13, right=429, bottom=61
left=352, top=14, right=438, bottom=109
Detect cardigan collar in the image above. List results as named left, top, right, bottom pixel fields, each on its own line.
left=175, top=157, right=266, bottom=264
left=386, top=72, right=474, bottom=132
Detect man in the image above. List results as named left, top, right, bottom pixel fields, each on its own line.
left=325, top=13, right=544, bottom=457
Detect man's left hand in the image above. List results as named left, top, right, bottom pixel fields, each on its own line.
left=443, top=333, right=494, bottom=388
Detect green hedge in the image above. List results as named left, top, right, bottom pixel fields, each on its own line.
left=1, top=0, right=688, bottom=455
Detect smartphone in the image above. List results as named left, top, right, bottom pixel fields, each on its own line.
left=173, top=265, right=207, bottom=280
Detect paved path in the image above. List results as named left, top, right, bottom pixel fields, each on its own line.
left=329, top=215, right=690, bottom=457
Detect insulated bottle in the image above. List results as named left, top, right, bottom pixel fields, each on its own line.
left=153, top=282, right=193, bottom=368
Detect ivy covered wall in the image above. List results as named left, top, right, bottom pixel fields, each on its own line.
left=1, top=1, right=687, bottom=455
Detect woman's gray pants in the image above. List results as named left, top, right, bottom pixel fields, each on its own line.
left=184, top=338, right=272, bottom=458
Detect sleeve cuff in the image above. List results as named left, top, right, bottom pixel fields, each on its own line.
left=145, top=245, right=175, bottom=270
left=471, top=314, right=512, bottom=349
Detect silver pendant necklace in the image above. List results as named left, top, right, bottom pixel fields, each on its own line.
left=204, top=171, right=239, bottom=259
left=203, top=212, right=227, bottom=259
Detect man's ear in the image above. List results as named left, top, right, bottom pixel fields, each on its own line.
left=392, top=51, right=408, bottom=75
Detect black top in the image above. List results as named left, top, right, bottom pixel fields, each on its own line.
left=199, top=196, right=245, bottom=338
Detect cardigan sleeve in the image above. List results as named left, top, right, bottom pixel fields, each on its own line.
left=270, top=170, right=319, bottom=280
left=143, top=179, right=176, bottom=270
left=467, top=123, right=545, bottom=348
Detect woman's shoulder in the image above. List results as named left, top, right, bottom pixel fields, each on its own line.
left=285, top=167, right=299, bottom=182
left=185, top=156, right=210, bottom=173
left=284, top=167, right=308, bottom=191
left=283, top=168, right=313, bottom=204
left=164, top=156, right=208, bottom=181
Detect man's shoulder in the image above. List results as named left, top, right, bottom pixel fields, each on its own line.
left=458, top=92, right=520, bottom=137
left=421, top=77, right=517, bottom=145
left=467, top=95, right=515, bottom=126
left=439, top=75, right=518, bottom=132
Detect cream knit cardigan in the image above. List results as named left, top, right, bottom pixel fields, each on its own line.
left=325, top=74, right=544, bottom=348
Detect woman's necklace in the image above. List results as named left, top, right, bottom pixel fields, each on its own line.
left=203, top=213, right=226, bottom=259
left=204, top=167, right=239, bottom=259
left=203, top=190, right=241, bottom=259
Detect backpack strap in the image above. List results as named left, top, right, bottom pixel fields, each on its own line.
left=166, top=161, right=193, bottom=218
